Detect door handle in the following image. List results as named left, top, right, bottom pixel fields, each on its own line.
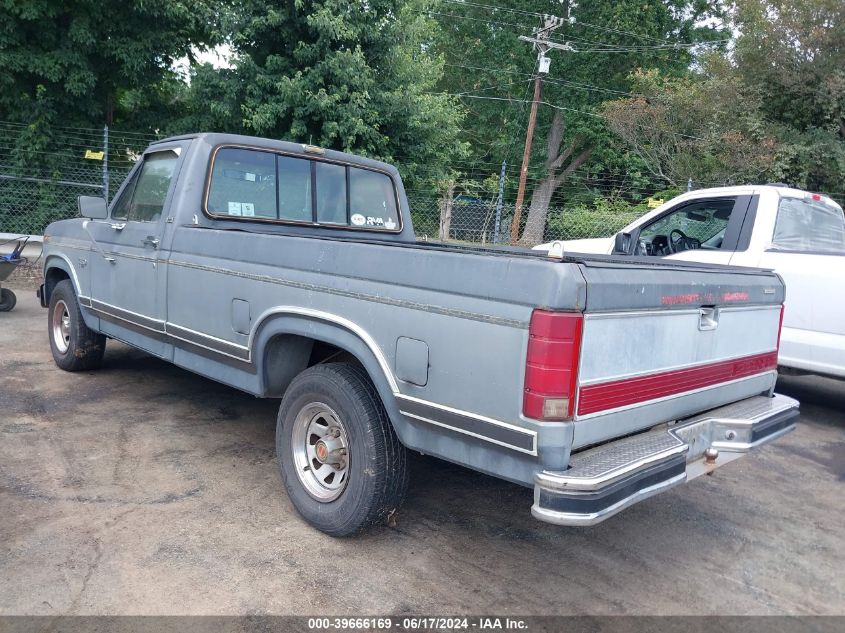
left=143, top=236, right=160, bottom=248
left=698, top=307, right=719, bottom=331
left=110, top=222, right=126, bottom=230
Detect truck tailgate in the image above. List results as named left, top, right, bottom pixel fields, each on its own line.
left=571, top=258, right=784, bottom=448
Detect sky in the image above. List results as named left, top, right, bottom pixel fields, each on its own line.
left=173, top=44, right=234, bottom=81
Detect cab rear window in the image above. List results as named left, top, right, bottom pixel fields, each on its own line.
left=772, top=197, right=845, bottom=253
left=206, top=147, right=400, bottom=231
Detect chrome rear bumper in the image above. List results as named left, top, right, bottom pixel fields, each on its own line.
left=532, top=393, right=799, bottom=526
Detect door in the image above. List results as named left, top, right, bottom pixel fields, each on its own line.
left=87, top=145, right=183, bottom=357
left=738, top=194, right=845, bottom=376
left=631, top=196, right=753, bottom=265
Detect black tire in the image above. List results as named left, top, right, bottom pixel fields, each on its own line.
left=276, top=362, right=409, bottom=536
left=0, top=287, right=16, bottom=312
left=48, top=279, right=106, bottom=371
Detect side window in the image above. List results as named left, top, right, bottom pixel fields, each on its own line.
left=111, top=168, right=141, bottom=221
left=772, top=197, right=845, bottom=253
left=349, top=167, right=398, bottom=229
left=638, top=198, right=736, bottom=255
left=208, top=148, right=277, bottom=218
left=315, top=161, right=347, bottom=225
left=111, top=151, right=178, bottom=222
left=277, top=155, right=312, bottom=222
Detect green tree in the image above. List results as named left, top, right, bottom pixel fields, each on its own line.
left=0, top=0, right=221, bottom=128
left=189, top=0, right=467, bottom=186
left=603, top=65, right=778, bottom=187
left=731, top=0, right=845, bottom=193
left=603, top=0, right=845, bottom=198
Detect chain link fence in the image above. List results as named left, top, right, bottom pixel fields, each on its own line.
left=0, top=122, right=667, bottom=246
left=3, top=121, right=842, bottom=249
left=406, top=193, right=645, bottom=245
left=0, top=122, right=154, bottom=236
left=0, top=168, right=107, bottom=236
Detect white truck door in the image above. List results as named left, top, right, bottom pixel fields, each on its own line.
left=740, top=193, right=845, bottom=377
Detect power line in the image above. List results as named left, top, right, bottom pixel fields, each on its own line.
left=430, top=93, right=605, bottom=117
left=569, top=40, right=730, bottom=53
left=442, top=63, right=638, bottom=97
left=430, top=92, right=710, bottom=142
left=441, top=0, right=542, bottom=20
left=453, top=79, right=529, bottom=97
left=441, top=0, right=682, bottom=45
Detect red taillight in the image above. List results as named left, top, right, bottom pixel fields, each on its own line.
left=777, top=305, right=785, bottom=351
left=523, top=310, right=583, bottom=420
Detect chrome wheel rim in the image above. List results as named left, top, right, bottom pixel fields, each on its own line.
left=291, top=402, right=349, bottom=502
left=51, top=299, right=71, bottom=354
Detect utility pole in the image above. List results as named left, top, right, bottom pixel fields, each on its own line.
left=493, top=160, right=506, bottom=243
left=510, top=14, right=573, bottom=244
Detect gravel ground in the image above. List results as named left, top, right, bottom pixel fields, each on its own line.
left=1, top=290, right=843, bottom=616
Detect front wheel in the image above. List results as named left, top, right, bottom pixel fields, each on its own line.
left=276, top=363, right=409, bottom=536
left=48, top=279, right=106, bottom=371
left=0, top=287, right=16, bottom=312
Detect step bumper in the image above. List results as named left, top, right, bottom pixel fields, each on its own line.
left=532, top=393, right=799, bottom=526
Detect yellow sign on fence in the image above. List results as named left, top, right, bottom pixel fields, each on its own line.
left=646, top=197, right=664, bottom=209
left=84, top=150, right=105, bottom=160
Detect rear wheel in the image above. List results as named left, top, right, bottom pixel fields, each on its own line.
left=276, top=363, right=408, bottom=536
left=0, top=287, right=16, bottom=312
left=48, top=279, right=106, bottom=371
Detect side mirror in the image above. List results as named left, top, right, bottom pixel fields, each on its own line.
left=613, top=231, right=632, bottom=255
left=78, top=195, right=108, bottom=220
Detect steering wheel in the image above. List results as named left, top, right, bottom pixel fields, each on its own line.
left=668, top=228, right=695, bottom=253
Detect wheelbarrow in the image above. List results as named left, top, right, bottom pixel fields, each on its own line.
left=0, top=237, right=28, bottom=312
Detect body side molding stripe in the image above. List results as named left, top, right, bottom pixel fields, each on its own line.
left=89, top=299, right=166, bottom=333
left=166, top=323, right=250, bottom=361
left=396, top=394, right=537, bottom=455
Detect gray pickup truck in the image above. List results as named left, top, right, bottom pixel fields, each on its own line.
left=39, top=133, right=798, bottom=535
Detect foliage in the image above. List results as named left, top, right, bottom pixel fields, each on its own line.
left=731, top=0, right=845, bottom=193
left=432, top=0, right=728, bottom=243
left=432, top=0, right=728, bottom=185
left=0, top=0, right=221, bottom=129
left=604, top=0, right=845, bottom=196
left=603, top=66, right=779, bottom=187
left=177, top=0, right=468, bottom=188
left=544, top=195, right=647, bottom=241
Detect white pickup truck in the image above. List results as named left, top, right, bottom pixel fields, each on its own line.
left=537, top=185, right=845, bottom=379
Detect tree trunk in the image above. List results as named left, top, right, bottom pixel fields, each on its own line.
left=519, top=177, right=556, bottom=245
left=517, top=110, right=594, bottom=246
